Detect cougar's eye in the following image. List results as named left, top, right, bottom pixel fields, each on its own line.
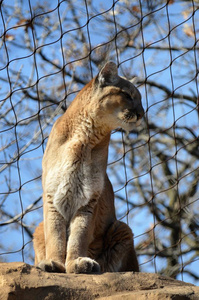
left=123, top=92, right=132, bottom=101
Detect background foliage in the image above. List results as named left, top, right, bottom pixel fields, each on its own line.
left=0, top=0, right=199, bottom=284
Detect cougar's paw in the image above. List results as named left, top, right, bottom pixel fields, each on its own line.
left=66, top=257, right=100, bottom=274
left=37, top=260, right=66, bottom=273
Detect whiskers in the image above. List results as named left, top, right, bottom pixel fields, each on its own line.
left=121, top=109, right=137, bottom=123
left=117, top=109, right=142, bottom=131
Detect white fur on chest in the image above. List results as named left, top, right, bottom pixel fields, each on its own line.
left=44, top=146, right=104, bottom=221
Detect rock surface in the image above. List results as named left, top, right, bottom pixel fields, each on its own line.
left=0, top=262, right=198, bottom=300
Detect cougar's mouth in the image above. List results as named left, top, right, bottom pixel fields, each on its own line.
left=119, top=109, right=142, bottom=127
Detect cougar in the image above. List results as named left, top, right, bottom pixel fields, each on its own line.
left=33, top=61, right=144, bottom=273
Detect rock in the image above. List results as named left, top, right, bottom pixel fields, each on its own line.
left=0, top=262, right=198, bottom=300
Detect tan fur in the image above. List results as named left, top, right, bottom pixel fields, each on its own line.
left=33, top=62, right=144, bottom=273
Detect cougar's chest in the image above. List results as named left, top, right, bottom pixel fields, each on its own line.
left=72, top=143, right=106, bottom=201
left=47, top=146, right=105, bottom=221
left=80, top=159, right=105, bottom=200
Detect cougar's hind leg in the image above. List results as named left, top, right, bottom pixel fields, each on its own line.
left=97, top=220, right=139, bottom=272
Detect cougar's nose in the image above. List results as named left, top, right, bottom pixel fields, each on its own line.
left=136, top=106, right=145, bottom=120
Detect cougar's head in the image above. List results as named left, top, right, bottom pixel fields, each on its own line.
left=93, top=61, right=144, bottom=132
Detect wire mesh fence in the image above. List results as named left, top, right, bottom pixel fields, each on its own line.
left=0, top=0, right=198, bottom=284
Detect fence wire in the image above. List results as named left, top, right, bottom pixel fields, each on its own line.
left=0, top=0, right=199, bottom=284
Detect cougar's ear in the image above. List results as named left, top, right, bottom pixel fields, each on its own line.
left=96, top=61, right=119, bottom=87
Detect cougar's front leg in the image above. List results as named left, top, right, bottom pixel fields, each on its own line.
left=37, top=195, right=66, bottom=273
left=66, top=200, right=100, bottom=274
